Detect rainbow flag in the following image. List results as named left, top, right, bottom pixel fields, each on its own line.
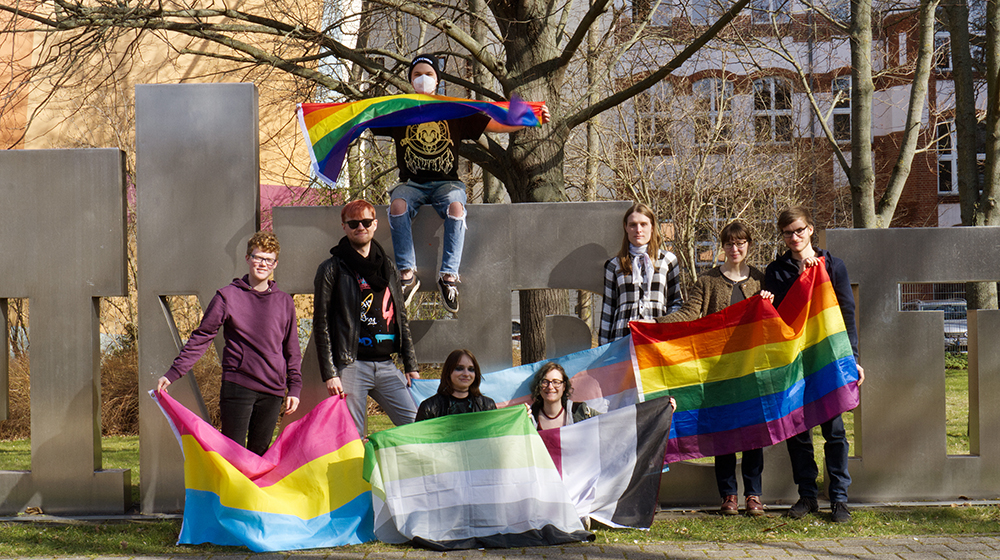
left=364, top=407, right=592, bottom=550
left=152, top=391, right=374, bottom=551
left=630, top=260, right=860, bottom=462
left=408, top=336, right=637, bottom=413
left=298, top=94, right=543, bottom=185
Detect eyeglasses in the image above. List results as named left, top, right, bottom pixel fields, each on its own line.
left=781, top=226, right=809, bottom=239
left=345, top=218, right=375, bottom=229
left=540, top=379, right=564, bottom=388
left=249, top=254, right=276, bottom=266
left=453, top=365, right=476, bottom=373
left=723, top=240, right=748, bottom=250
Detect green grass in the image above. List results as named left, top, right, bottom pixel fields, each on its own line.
left=0, top=506, right=996, bottom=556
left=0, top=355, right=989, bottom=555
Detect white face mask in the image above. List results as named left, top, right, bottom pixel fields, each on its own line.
left=412, top=74, right=437, bottom=95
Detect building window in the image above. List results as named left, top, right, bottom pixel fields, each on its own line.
left=937, top=121, right=987, bottom=195
left=688, top=0, right=726, bottom=25
left=831, top=76, right=850, bottom=142
left=751, top=0, right=791, bottom=24
left=636, top=81, right=673, bottom=149
left=753, top=77, right=793, bottom=142
left=633, top=0, right=674, bottom=24
left=693, top=77, right=733, bottom=144
left=935, top=31, right=951, bottom=71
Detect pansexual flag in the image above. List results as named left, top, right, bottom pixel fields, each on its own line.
left=364, top=406, right=593, bottom=550
left=538, top=398, right=673, bottom=528
left=152, top=391, right=374, bottom=552
left=408, top=336, right=637, bottom=413
left=298, top=94, right=543, bottom=185
left=630, top=260, right=860, bottom=462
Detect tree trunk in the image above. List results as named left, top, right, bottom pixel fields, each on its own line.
left=984, top=0, right=1000, bottom=224
left=947, top=0, right=998, bottom=311
left=518, top=289, right=569, bottom=364
left=874, top=0, right=939, bottom=225
left=850, top=0, right=877, bottom=227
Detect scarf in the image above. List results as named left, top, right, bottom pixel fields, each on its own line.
left=629, top=244, right=653, bottom=315
left=330, top=236, right=391, bottom=291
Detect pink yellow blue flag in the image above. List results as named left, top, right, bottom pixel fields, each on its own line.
left=152, top=391, right=374, bottom=551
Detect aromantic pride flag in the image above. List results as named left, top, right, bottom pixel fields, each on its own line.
left=537, top=397, right=674, bottom=528
left=364, top=406, right=594, bottom=551
left=630, top=259, right=860, bottom=462
left=298, top=94, right=544, bottom=185
left=152, top=391, right=374, bottom=552
left=408, top=335, right=638, bottom=414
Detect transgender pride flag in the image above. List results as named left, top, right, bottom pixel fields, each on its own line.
left=408, top=336, right=637, bottom=413
left=631, top=259, right=860, bottom=462
left=152, top=391, right=374, bottom=552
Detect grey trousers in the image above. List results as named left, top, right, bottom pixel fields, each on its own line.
left=340, top=359, right=417, bottom=437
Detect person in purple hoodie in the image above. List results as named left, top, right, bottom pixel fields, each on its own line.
left=157, top=231, right=303, bottom=456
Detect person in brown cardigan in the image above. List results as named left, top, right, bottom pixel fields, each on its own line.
left=657, top=220, right=773, bottom=516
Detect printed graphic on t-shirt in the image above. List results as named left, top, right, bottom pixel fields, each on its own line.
left=356, top=273, right=397, bottom=358
left=401, top=121, right=454, bottom=175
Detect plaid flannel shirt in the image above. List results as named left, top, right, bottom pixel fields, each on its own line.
left=598, top=249, right=683, bottom=345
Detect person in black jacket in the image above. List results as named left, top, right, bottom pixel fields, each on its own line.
left=416, top=349, right=496, bottom=420
left=764, top=205, right=865, bottom=524
left=313, top=199, right=420, bottom=438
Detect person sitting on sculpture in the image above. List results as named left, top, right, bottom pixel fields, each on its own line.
left=415, top=349, right=497, bottom=420
left=371, top=54, right=550, bottom=314
left=157, top=231, right=302, bottom=456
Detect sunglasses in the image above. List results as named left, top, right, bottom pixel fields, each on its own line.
left=345, top=218, right=375, bottom=229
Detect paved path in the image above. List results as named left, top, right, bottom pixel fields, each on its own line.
left=6, top=536, right=1000, bottom=560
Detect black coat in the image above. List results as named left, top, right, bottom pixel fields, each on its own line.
left=312, top=242, right=417, bottom=379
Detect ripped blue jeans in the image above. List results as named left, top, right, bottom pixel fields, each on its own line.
left=389, top=180, right=467, bottom=279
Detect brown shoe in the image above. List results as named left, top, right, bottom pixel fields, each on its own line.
left=745, top=495, right=764, bottom=517
left=720, top=495, right=739, bottom=515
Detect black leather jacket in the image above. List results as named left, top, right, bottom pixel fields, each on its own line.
left=312, top=247, right=418, bottom=380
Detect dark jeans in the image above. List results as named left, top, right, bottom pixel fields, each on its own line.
left=220, top=381, right=283, bottom=456
left=715, top=448, right=764, bottom=497
left=786, top=413, right=851, bottom=503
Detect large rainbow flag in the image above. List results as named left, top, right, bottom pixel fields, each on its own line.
left=630, top=260, right=860, bottom=462
left=298, top=94, right=543, bottom=185
left=152, top=391, right=374, bottom=551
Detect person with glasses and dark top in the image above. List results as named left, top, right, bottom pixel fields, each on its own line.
left=313, top=200, right=420, bottom=438
left=656, top=220, right=773, bottom=517
left=157, top=231, right=302, bottom=456
left=764, top=205, right=865, bottom=524
left=528, top=362, right=597, bottom=430
left=415, top=349, right=496, bottom=420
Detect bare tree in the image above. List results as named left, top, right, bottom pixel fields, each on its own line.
left=1, top=0, right=759, bottom=360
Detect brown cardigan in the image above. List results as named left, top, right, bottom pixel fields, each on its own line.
left=656, top=265, right=765, bottom=323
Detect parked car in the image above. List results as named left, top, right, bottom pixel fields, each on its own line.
left=904, top=299, right=968, bottom=352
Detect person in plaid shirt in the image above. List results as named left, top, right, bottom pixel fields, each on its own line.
left=598, top=203, right=683, bottom=345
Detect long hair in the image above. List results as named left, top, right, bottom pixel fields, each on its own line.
left=529, top=362, right=572, bottom=416
left=616, top=203, right=662, bottom=277
left=437, top=349, right=483, bottom=398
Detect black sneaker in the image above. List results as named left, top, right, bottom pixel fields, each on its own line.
left=785, top=497, right=818, bottom=519
left=401, top=275, right=420, bottom=307
left=830, top=502, right=852, bottom=523
left=438, top=277, right=459, bottom=313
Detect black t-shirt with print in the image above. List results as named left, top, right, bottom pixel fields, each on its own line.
left=372, top=114, right=490, bottom=183
left=355, top=272, right=398, bottom=362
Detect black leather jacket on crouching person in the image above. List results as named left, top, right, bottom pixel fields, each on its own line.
left=312, top=239, right=418, bottom=380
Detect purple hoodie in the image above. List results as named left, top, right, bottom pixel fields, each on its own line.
left=165, top=275, right=302, bottom=399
